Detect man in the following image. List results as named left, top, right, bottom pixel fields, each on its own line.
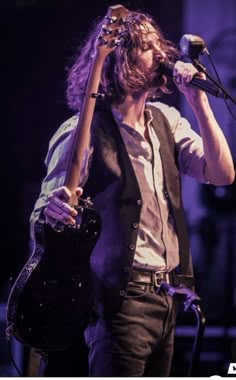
left=30, top=8, right=235, bottom=376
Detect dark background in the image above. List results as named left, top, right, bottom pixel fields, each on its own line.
left=1, top=0, right=236, bottom=377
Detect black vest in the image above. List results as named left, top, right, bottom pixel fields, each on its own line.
left=83, top=104, right=194, bottom=316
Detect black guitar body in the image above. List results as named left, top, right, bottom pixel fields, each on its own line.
left=6, top=205, right=101, bottom=351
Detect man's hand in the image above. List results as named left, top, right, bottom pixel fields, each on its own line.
left=173, top=60, right=206, bottom=102
left=44, top=186, right=83, bottom=228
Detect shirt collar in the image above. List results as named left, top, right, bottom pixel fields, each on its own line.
left=112, top=105, right=154, bottom=126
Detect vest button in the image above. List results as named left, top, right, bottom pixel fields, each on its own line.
left=129, top=244, right=135, bottom=250
left=136, top=199, right=142, bottom=205
left=132, top=222, right=139, bottom=229
left=164, top=190, right=169, bottom=198
left=120, top=290, right=125, bottom=296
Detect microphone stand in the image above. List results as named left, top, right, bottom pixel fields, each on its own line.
left=158, top=282, right=206, bottom=376
left=192, top=59, right=236, bottom=104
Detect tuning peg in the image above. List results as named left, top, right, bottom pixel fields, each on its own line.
left=110, top=39, right=122, bottom=47
left=105, top=15, right=118, bottom=24
left=114, top=28, right=123, bottom=36
left=98, top=36, right=108, bottom=46
left=102, top=25, right=113, bottom=35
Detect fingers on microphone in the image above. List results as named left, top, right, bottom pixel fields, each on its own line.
left=174, top=75, right=181, bottom=85
left=76, top=187, right=83, bottom=198
left=174, top=61, right=197, bottom=85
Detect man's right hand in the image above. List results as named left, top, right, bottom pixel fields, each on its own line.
left=44, top=186, right=83, bottom=228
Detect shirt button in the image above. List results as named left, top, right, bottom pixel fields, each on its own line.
left=129, top=244, right=135, bottom=250
left=132, top=222, right=139, bottom=229
left=136, top=199, right=142, bottom=205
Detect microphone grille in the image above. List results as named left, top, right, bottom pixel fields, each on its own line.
left=179, top=34, right=194, bottom=56
left=179, top=34, right=208, bottom=59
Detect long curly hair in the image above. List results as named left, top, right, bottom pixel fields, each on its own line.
left=66, top=10, right=180, bottom=111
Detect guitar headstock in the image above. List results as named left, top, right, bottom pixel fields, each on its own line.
left=96, top=4, right=129, bottom=58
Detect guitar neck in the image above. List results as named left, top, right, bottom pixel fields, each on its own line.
left=64, top=53, right=105, bottom=200
left=63, top=4, right=128, bottom=206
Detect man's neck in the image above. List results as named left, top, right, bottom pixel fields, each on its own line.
left=113, top=93, right=148, bottom=130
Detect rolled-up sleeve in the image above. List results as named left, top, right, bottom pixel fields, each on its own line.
left=30, top=115, right=93, bottom=238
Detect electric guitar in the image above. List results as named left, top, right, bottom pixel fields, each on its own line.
left=6, top=4, right=128, bottom=352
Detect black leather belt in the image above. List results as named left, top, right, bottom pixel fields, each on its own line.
left=130, top=268, right=173, bottom=288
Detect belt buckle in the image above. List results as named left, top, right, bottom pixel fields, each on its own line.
left=154, top=272, right=169, bottom=287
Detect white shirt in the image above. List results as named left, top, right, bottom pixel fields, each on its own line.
left=113, top=102, right=207, bottom=271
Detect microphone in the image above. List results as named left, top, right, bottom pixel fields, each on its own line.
left=158, top=60, right=224, bottom=98
left=179, top=34, right=209, bottom=59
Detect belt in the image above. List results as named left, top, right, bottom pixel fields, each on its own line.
left=130, top=268, right=173, bottom=288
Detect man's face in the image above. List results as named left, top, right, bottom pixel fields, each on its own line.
left=136, top=23, right=167, bottom=73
